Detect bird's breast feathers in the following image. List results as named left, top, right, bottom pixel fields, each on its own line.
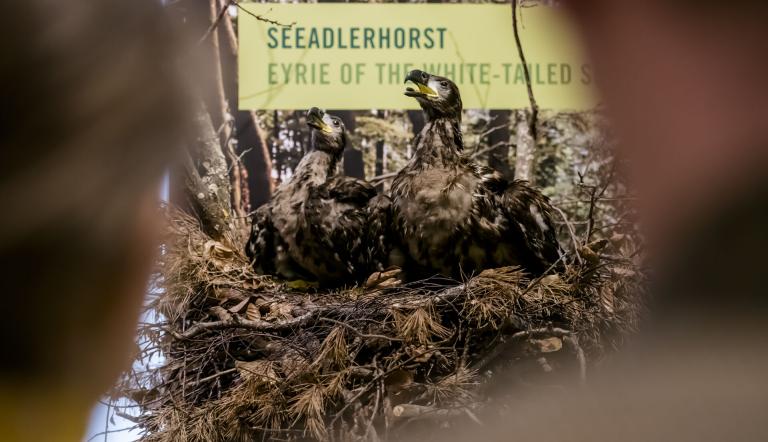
left=392, top=167, right=497, bottom=265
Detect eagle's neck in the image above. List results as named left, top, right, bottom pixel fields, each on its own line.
left=412, top=117, right=463, bottom=168
left=291, top=149, right=339, bottom=187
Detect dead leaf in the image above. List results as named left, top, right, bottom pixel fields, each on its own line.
left=209, top=306, right=231, bottom=322
left=267, top=302, right=294, bottom=321
left=579, top=245, right=600, bottom=264
left=228, top=297, right=250, bottom=314
left=586, top=238, right=608, bottom=252
left=203, top=240, right=235, bottom=260
left=365, top=268, right=403, bottom=289
left=246, top=303, right=262, bottom=321
left=600, top=285, right=615, bottom=314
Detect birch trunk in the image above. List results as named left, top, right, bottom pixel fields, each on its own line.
left=514, top=109, right=536, bottom=183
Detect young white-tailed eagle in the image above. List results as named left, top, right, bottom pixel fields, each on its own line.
left=246, top=108, right=388, bottom=287
left=389, top=69, right=562, bottom=280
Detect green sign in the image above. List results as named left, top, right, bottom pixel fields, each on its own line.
left=239, top=4, right=596, bottom=110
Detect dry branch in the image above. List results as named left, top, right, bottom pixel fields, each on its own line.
left=392, top=404, right=467, bottom=421
left=169, top=311, right=318, bottom=340
left=511, top=0, right=539, bottom=141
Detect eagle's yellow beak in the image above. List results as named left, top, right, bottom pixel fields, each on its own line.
left=307, top=108, right=334, bottom=133
left=404, top=79, right=439, bottom=99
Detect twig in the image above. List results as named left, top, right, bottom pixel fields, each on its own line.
left=168, top=312, right=317, bottom=339
left=584, top=167, right=614, bottom=244
left=198, top=0, right=229, bottom=44
left=103, top=398, right=110, bottom=442
left=392, top=404, right=466, bottom=420
left=585, top=185, right=598, bottom=243
left=512, top=0, right=539, bottom=141
left=330, top=348, right=445, bottom=428
left=520, top=253, right=565, bottom=297
left=188, top=367, right=237, bottom=387
left=200, top=1, right=293, bottom=46
left=87, top=426, right=139, bottom=442
left=368, top=171, right=398, bottom=184
left=552, top=206, right=583, bottom=264
left=114, top=411, right=141, bottom=424
left=471, top=141, right=510, bottom=159
left=234, top=3, right=295, bottom=28
left=320, top=318, right=402, bottom=342
left=364, top=379, right=382, bottom=439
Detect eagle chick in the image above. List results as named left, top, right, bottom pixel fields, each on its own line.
left=246, top=108, right=388, bottom=287
left=391, top=70, right=562, bottom=280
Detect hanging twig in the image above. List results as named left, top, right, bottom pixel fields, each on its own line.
left=199, top=1, right=293, bottom=45
left=234, top=3, right=295, bottom=28
left=512, top=0, right=539, bottom=142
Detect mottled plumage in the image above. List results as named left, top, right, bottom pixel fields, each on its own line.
left=391, top=70, right=561, bottom=280
left=246, top=108, right=388, bottom=286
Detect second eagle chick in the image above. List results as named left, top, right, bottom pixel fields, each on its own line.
left=246, top=108, right=387, bottom=287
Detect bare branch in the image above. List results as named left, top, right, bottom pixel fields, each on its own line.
left=512, top=0, right=539, bottom=141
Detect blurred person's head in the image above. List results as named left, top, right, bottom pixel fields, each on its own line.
left=431, top=7, right=768, bottom=442
left=0, top=0, right=189, bottom=439
left=563, top=1, right=768, bottom=253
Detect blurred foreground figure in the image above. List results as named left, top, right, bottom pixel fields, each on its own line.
left=0, top=1, right=187, bottom=440
left=436, top=1, right=768, bottom=441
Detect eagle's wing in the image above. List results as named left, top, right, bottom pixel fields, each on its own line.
left=245, top=204, right=277, bottom=275
left=484, top=172, right=562, bottom=273
left=298, top=177, right=376, bottom=280
left=365, top=194, right=394, bottom=272
left=326, top=176, right=377, bottom=205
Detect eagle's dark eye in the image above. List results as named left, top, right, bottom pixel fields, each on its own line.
left=333, top=119, right=340, bottom=126
left=440, top=81, right=449, bottom=88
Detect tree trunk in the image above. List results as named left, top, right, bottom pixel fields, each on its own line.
left=185, top=107, right=233, bottom=240
left=208, top=0, right=246, bottom=217
left=514, top=109, right=536, bottom=183
left=165, top=0, right=221, bottom=211
left=330, top=110, right=365, bottom=179
left=211, top=0, right=273, bottom=214
left=488, top=109, right=513, bottom=180
left=237, top=111, right=273, bottom=210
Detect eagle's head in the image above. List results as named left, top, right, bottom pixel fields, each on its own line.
left=307, top=107, right=347, bottom=155
left=404, top=70, right=462, bottom=121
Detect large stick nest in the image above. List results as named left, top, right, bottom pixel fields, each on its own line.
left=115, top=208, right=643, bottom=441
